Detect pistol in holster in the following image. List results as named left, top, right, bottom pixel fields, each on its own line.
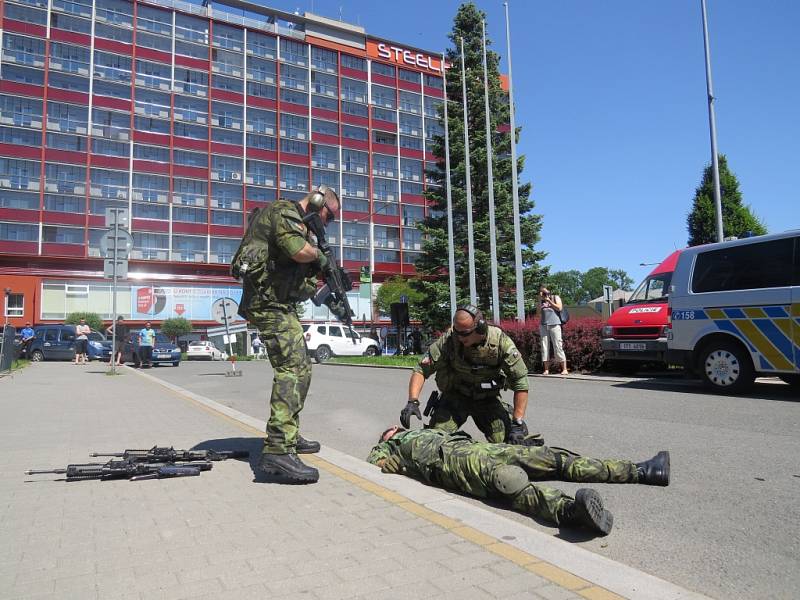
left=423, top=390, right=441, bottom=418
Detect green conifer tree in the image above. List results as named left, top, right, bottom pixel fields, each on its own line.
left=413, top=2, right=547, bottom=328
left=687, top=155, right=767, bottom=246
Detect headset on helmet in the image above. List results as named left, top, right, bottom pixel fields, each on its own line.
left=455, top=303, right=488, bottom=335
left=307, top=184, right=330, bottom=212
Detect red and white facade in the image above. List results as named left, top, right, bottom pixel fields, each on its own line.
left=0, top=0, right=445, bottom=327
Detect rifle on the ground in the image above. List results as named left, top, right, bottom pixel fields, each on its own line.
left=303, top=211, right=355, bottom=342
left=25, top=460, right=212, bottom=481
left=423, top=390, right=441, bottom=418
left=89, top=446, right=249, bottom=463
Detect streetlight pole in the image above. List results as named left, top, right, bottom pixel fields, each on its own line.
left=700, top=0, right=724, bottom=243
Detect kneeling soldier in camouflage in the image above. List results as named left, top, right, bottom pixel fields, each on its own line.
left=367, top=427, right=670, bottom=536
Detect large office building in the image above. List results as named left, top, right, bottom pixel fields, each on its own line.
left=0, top=0, right=445, bottom=328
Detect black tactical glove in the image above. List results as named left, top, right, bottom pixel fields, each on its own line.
left=381, top=455, right=407, bottom=474
left=400, top=400, right=422, bottom=428
left=506, top=419, right=529, bottom=445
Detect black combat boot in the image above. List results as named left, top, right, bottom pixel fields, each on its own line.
left=635, top=451, right=670, bottom=486
left=258, top=453, right=319, bottom=483
left=296, top=435, right=321, bottom=454
left=560, top=489, right=613, bottom=536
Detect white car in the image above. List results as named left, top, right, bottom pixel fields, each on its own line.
left=187, top=341, right=227, bottom=361
left=303, top=322, right=380, bottom=363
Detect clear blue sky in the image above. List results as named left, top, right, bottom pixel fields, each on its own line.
left=256, top=0, right=799, bottom=285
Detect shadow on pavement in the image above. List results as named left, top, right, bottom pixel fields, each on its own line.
left=612, top=378, right=798, bottom=402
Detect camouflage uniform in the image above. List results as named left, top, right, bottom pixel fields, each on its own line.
left=239, top=200, right=320, bottom=455
left=367, top=428, right=639, bottom=524
left=414, top=326, right=529, bottom=442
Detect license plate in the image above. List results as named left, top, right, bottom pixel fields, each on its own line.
left=620, top=343, right=647, bottom=351
left=158, top=354, right=172, bottom=359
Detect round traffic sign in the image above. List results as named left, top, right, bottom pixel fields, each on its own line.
left=99, top=228, right=134, bottom=257
left=211, top=297, right=240, bottom=325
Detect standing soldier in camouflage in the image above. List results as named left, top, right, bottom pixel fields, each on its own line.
left=232, top=185, right=347, bottom=483
left=400, top=305, right=534, bottom=444
left=368, top=426, right=670, bottom=535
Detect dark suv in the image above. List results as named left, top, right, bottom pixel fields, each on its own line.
left=28, top=325, right=112, bottom=362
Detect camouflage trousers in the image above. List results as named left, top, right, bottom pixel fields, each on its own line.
left=250, top=306, right=311, bottom=454
left=437, top=438, right=639, bottom=525
left=428, top=392, right=509, bottom=443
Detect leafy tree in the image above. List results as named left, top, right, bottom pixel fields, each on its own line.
left=608, top=269, right=634, bottom=292
left=160, top=317, right=193, bottom=342
left=547, top=270, right=584, bottom=305
left=65, top=312, right=103, bottom=332
left=581, top=267, right=613, bottom=302
left=687, top=154, right=766, bottom=246
left=414, top=2, right=547, bottom=330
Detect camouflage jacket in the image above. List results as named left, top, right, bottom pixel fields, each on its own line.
left=412, top=325, right=529, bottom=397
left=366, top=428, right=493, bottom=498
left=237, top=199, right=320, bottom=311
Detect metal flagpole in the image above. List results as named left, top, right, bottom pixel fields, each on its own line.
left=110, top=217, right=118, bottom=375
left=481, top=20, right=500, bottom=321
left=460, top=37, right=477, bottom=305
left=442, top=52, right=457, bottom=317
left=504, top=2, right=525, bottom=321
left=700, top=0, right=724, bottom=243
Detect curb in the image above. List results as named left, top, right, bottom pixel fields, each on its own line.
left=129, top=366, right=710, bottom=600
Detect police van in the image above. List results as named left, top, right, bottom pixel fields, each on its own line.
left=666, top=230, right=799, bottom=393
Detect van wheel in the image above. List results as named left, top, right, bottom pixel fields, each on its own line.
left=315, top=345, right=331, bottom=363
left=30, top=350, right=44, bottom=362
left=364, top=346, right=377, bottom=357
left=698, top=340, right=755, bottom=393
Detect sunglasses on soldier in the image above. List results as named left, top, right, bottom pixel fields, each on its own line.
left=453, top=326, right=477, bottom=337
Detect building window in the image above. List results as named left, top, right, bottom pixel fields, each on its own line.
left=280, top=39, right=307, bottom=66
left=0, top=222, right=38, bottom=242
left=247, top=32, right=277, bottom=59
left=341, top=101, right=368, bottom=118
left=341, top=125, right=367, bottom=141
left=398, top=68, right=420, bottom=84
left=424, top=74, right=444, bottom=89
left=311, top=47, right=337, bottom=73
left=341, top=54, right=366, bottom=71
left=311, top=119, right=338, bottom=136
left=341, top=78, right=366, bottom=103
left=371, top=85, right=396, bottom=109
left=212, top=23, right=243, bottom=52
left=280, top=164, right=308, bottom=192
left=0, top=124, right=42, bottom=146
left=5, top=293, right=24, bottom=317
left=42, top=225, right=84, bottom=244
left=372, top=62, right=395, bottom=78
left=399, top=91, right=422, bottom=114
left=424, top=96, right=443, bottom=118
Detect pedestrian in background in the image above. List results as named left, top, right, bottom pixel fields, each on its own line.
left=19, top=322, right=35, bottom=359
left=539, top=286, right=568, bottom=375
left=138, top=322, right=155, bottom=368
left=74, top=318, right=91, bottom=365
left=251, top=335, right=264, bottom=358
left=106, top=316, right=128, bottom=366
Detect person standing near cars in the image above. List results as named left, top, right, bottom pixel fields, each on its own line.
left=400, top=305, right=536, bottom=445
left=106, top=316, right=128, bottom=367
left=74, top=318, right=91, bottom=365
left=19, top=322, right=35, bottom=359
left=539, top=286, right=568, bottom=375
left=138, top=322, right=155, bottom=368
left=233, top=186, right=346, bottom=484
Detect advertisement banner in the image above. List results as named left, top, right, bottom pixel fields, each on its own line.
left=131, top=285, right=243, bottom=321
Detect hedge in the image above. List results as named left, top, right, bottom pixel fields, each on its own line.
left=500, top=317, right=605, bottom=373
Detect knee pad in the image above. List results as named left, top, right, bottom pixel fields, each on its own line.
left=491, top=465, right=529, bottom=497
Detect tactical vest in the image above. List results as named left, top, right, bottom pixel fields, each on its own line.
left=435, top=326, right=506, bottom=399
left=231, top=200, right=317, bottom=317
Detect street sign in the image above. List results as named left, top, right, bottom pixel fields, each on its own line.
left=603, top=285, right=614, bottom=304
left=211, top=297, right=239, bottom=325
left=105, top=207, right=129, bottom=228
left=104, top=258, right=128, bottom=279
left=99, top=228, right=134, bottom=257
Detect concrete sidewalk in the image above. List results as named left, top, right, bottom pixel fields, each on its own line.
left=0, top=364, right=704, bottom=600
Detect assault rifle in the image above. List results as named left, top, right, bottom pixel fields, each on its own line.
left=303, top=211, right=356, bottom=343
left=89, top=446, right=249, bottom=463
left=25, top=460, right=212, bottom=482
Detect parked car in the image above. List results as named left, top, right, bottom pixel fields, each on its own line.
left=125, top=332, right=181, bottom=367
left=302, top=322, right=380, bottom=363
left=186, top=341, right=227, bottom=361
left=27, top=325, right=111, bottom=362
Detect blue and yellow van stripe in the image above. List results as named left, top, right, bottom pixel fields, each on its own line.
left=688, top=304, right=799, bottom=372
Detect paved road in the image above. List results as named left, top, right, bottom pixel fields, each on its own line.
left=147, top=360, right=800, bottom=600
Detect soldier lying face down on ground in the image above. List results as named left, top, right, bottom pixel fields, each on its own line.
left=367, top=427, right=670, bottom=536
